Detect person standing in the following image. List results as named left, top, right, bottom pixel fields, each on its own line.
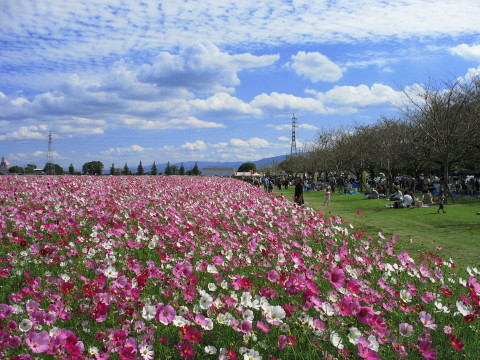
left=324, top=186, right=331, bottom=205
left=294, top=178, right=304, bottom=206
left=263, top=176, right=270, bottom=192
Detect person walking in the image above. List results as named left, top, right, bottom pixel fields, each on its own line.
left=437, top=191, right=446, bottom=213
left=294, top=178, right=304, bottom=206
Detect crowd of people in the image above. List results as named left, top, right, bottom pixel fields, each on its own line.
left=239, top=172, right=478, bottom=211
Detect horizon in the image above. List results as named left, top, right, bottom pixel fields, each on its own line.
left=2, top=1, right=480, bottom=168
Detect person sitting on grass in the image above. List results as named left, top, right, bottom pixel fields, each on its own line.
left=365, top=188, right=379, bottom=199
left=402, top=190, right=413, bottom=208
left=388, top=187, right=403, bottom=202
left=422, top=190, right=433, bottom=205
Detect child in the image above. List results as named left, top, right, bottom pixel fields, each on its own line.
left=437, top=191, right=446, bottom=213
left=324, top=186, right=331, bottom=206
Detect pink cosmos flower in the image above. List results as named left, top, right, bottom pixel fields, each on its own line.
left=356, top=306, right=374, bottom=324
left=177, top=341, right=195, bottom=359
left=278, top=334, right=288, bottom=350
left=338, top=295, right=356, bottom=316
left=449, top=334, right=464, bottom=351
left=327, top=268, right=346, bottom=289
left=420, top=292, right=436, bottom=304
left=417, top=338, right=437, bottom=359
left=119, top=338, right=137, bottom=360
left=110, top=330, right=127, bottom=345
left=65, top=334, right=84, bottom=357
left=357, top=337, right=380, bottom=360
left=184, top=328, right=202, bottom=344
left=399, top=323, right=414, bottom=337
left=156, top=305, right=176, bottom=325
left=419, top=311, right=438, bottom=330
left=256, top=321, right=270, bottom=333
left=266, top=270, right=280, bottom=283
left=25, top=331, right=51, bottom=353
left=239, top=320, right=252, bottom=334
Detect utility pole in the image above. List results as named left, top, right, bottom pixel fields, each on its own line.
left=290, top=113, right=298, bottom=156
left=46, top=131, right=55, bottom=175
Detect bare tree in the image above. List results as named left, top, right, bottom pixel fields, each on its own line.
left=402, top=78, right=480, bottom=198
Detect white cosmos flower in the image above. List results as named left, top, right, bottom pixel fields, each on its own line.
left=244, top=348, right=261, bottom=360
left=399, top=290, right=412, bottom=302
left=204, top=345, right=217, bottom=354
left=139, top=343, right=154, bottom=360
left=207, top=264, right=218, bottom=274
left=142, top=305, right=156, bottom=321
left=19, top=319, right=33, bottom=332
left=172, top=315, right=189, bottom=327
left=240, top=292, right=252, bottom=307
left=368, top=335, right=379, bottom=352
left=348, top=327, right=361, bottom=344
left=265, top=305, right=285, bottom=324
left=242, top=309, right=254, bottom=322
left=88, top=347, right=99, bottom=356
left=208, top=283, right=217, bottom=291
left=321, top=302, right=335, bottom=316
left=104, top=266, right=118, bottom=278
left=330, top=331, right=344, bottom=349
left=199, top=294, right=213, bottom=309
left=456, top=301, right=472, bottom=316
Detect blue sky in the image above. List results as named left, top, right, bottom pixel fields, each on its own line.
left=1, top=0, right=480, bottom=169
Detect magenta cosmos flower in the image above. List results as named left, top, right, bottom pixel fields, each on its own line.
left=25, top=331, right=51, bottom=353
left=327, top=267, right=346, bottom=289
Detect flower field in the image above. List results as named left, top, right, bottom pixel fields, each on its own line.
left=0, top=176, right=478, bottom=360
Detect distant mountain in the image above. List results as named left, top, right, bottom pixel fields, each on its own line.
left=142, top=155, right=287, bottom=173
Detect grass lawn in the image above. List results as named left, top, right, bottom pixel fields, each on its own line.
left=275, top=187, right=480, bottom=270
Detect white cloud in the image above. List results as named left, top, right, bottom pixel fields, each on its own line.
left=268, top=123, right=319, bottom=131
left=122, top=117, right=226, bottom=130
left=230, top=137, right=270, bottom=148
left=189, top=92, right=262, bottom=117
left=137, top=41, right=279, bottom=93
left=450, top=44, right=480, bottom=61
left=181, top=140, right=207, bottom=151
left=102, top=145, right=146, bottom=155
left=317, top=83, right=404, bottom=107
left=290, top=51, right=343, bottom=82
left=0, top=126, right=46, bottom=141
left=251, top=92, right=327, bottom=113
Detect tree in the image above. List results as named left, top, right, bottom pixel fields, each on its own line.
left=238, top=162, right=256, bottom=173
left=123, top=163, right=130, bottom=175
left=164, top=162, right=172, bottom=175
left=110, top=163, right=115, bottom=175
left=179, top=163, right=185, bottom=175
left=171, top=165, right=178, bottom=175
left=45, top=163, right=65, bottom=175
left=69, top=163, right=75, bottom=175
left=137, top=161, right=144, bottom=175
left=25, top=164, right=36, bottom=174
left=8, top=165, right=23, bottom=174
left=82, top=161, right=104, bottom=175
left=366, top=117, right=409, bottom=193
left=151, top=161, right=158, bottom=175
left=402, top=77, right=480, bottom=196
left=191, top=162, right=201, bottom=176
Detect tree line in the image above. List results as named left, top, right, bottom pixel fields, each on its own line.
left=5, top=161, right=202, bottom=176
left=276, top=76, right=480, bottom=191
